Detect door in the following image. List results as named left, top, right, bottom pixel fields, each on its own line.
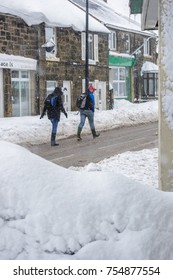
left=83, top=79, right=106, bottom=110
left=0, top=69, right=3, bottom=117
left=11, top=70, right=30, bottom=117
left=63, top=81, right=71, bottom=111
left=97, top=81, right=106, bottom=110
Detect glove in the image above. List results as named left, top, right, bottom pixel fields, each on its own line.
left=40, top=113, right=44, bottom=119
left=64, top=112, right=68, bottom=118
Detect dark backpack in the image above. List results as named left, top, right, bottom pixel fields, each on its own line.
left=44, top=94, right=55, bottom=112
left=76, top=93, right=88, bottom=109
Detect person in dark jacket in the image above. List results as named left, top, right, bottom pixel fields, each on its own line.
left=40, top=87, right=67, bottom=146
left=77, top=85, right=100, bottom=141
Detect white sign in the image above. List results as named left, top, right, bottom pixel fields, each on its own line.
left=0, top=54, right=37, bottom=70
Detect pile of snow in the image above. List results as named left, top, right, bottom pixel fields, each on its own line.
left=0, top=141, right=173, bottom=260
left=0, top=100, right=166, bottom=260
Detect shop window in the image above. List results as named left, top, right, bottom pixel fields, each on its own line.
left=111, top=67, right=127, bottom=98
left=143, top=73, right=158, bottom=98
left=11, top=70, right=30, bottom=117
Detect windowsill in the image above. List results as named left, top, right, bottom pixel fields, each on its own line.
left=89, top=60, right=97, bottom=65
left=114, top=96, right=128, bottom=99
left=143, top=54, right=152, bottom=58
left=46, top=57, right=60, bottom=62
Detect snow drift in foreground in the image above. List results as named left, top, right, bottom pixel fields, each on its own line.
left=0, top=141, right=173, bottom=260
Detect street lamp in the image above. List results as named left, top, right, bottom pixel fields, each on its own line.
left=85, top=0, right=89, bottom=92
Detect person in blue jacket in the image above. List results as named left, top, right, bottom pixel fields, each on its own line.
left=77, top=85, right=100, bottom=141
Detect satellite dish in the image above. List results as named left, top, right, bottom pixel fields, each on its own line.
left=42, top=38, right=55, bottom=53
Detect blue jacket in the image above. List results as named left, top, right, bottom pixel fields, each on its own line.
left=88, top=92, right=95, bottom=112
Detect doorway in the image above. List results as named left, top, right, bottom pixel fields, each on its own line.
left=63, top=81, right=71, bottom=111
left=11, top=70, right=30, bottom=117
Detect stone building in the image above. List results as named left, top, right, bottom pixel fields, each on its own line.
left=41, top=26, right=109, bottom=112
left=0, top=0, right=109, bottom=117
left=0, top=14, right=38, bottom=117
left=0, top=0, right=158, bottom=118
left=71, top=0, right=158, bottom=105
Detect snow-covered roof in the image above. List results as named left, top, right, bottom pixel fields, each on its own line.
left=69, top=0, right=154, bottom=36
left=0, top=0, right=109, bottom=33
left=109, top=51, right=135, bottom=59
left=141, top=61, right=158, bottom=74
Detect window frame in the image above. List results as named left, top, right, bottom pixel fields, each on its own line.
left=46, top=81, right=57, bottom=95
left=45, top=27, right=57, bottom=58
left=111, top=67, right=127, bottom=98
left=81, top=32, right=99, bottom=63
left=11, top=70, right=30, bottom=117
left=143, top=38, right=150, bottom=56
left=109, top=31, right=117, bottom=50
left=143, top=72, right=158, bottom=97
left=125, top=34, right=130, bottom=53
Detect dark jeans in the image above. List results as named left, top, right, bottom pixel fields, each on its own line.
left=78, top=109, right=95, bottom=130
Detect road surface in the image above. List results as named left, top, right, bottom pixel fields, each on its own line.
left=26, top=122, right=158, bottom=168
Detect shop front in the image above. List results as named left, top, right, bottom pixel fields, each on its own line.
left=109, top=53, right=135, bottom=104
left=0, top=53, right=37, bottom=117
left=141, top=61, right=158, bottom=99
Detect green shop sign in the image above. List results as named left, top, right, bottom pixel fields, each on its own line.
left=129, top=0, right=143, bottom=14
left=109, top=55, right=135, bottom=67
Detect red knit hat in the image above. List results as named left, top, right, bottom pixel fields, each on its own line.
left=88, top=85, right=96, bottom=91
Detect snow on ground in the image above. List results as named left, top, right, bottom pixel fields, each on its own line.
left=1, top=100, right=169, bottom=260
left=0, top=100, right=158, bottom=145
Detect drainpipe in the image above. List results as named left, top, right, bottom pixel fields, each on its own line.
left=85, top=0, right=89, bottom=92
left=36, top=26, right=41, bottom=115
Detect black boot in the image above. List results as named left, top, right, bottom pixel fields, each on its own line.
left=77, top=127, right=82, bottom=141
left=51, top=133, right=59, bottom=146
left=91, top=128, right=100, bottom=139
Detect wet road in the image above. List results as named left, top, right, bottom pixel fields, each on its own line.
left=26, top=122, right=158, bottom=168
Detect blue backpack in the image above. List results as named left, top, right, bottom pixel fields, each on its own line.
left=44, top=94, right=55, bottom=112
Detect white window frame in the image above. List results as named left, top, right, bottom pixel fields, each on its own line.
left=109, top=31, right=117, bottom=50
left=81, top=32, right=99, bottom=63
left=144, top=38, right=150, bottom=56
left=112, top=67, right=127, bottom=98
left=46, top=81, right=57, bottom=95
left=11, top=70, right=31, bottom=117
left=125, top=34, right=130, bottom=53
left=45, top=27, right=57, bottom=59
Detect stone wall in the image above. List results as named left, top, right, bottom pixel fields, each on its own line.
left=0, top=13, right=157, bottom=116
left=0, top=14, right=39, bottom=58
left=44, top=28, right=109, bottom=110
left=0, top=14, right=43, bottom=116
left=116, top=30, right=157, bottom=99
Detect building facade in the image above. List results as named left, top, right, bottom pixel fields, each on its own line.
left=0, top=1, right=158, bottom=118
left=108, top=28, right=158, bottom=104
left=0, top=14, right=38, bottom=117
left=0, top=14, right=109, bottom=117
